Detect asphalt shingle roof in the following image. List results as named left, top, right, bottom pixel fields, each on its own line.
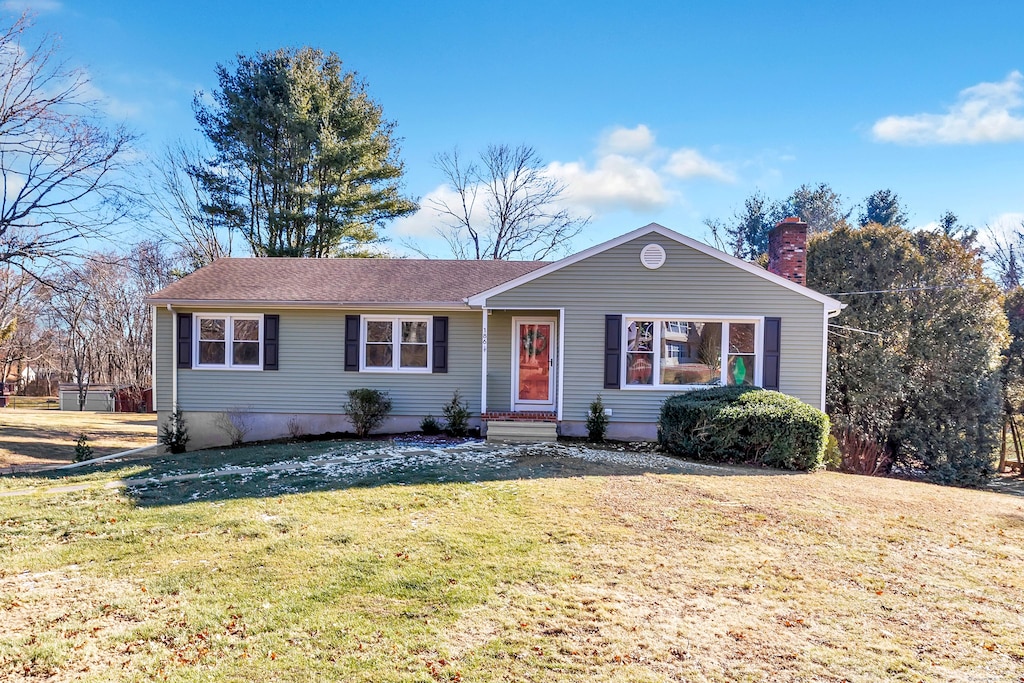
left=147, top=258, right=548, bottom=305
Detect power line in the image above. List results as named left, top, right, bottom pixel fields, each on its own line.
left=827, top=285, right=966, bottom=296
left=829, top=323, right=883, bottom=337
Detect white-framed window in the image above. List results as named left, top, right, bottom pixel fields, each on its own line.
left=623, top=316, right=760, bottom=389
left=194, top=313, right=263, bottom=370
left=360, top=315, right=432, bottom=373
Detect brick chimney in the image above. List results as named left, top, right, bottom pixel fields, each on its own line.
left=767, top=216, right=808, bottom=286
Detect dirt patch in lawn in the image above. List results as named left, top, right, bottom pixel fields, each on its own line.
left=0, top=409, right=156, bottom=472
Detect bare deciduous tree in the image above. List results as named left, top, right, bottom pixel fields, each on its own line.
left=145, top=143, right=233, bottom=274
left=984, top=219, right=1024, bottom=291
left=431, top=144, right=588, bottom=260
left=0, top=267, right=51, bottom=391
left=41, top=243, right=173, bottom=408
left=44, top=267, right=100, bottom=409
left=0, top=13, right=136, bottom=276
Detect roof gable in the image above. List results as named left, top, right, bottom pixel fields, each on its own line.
left=466, top=223, right=844, bottom=311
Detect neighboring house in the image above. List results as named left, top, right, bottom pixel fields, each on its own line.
left=147, top=221, right=843, bottom=449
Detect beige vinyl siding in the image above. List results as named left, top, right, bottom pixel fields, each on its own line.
left=157, top=308, right=481, bottom=417
left=486, top=234, right=827, bottom=424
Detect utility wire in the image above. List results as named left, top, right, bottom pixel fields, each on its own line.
left=827, top=285, right=966, bottom=296
left=828, top=323, right=883, bottom=337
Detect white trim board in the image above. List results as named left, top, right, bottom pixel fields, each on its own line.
left=466, top=223, right=845, bottom=312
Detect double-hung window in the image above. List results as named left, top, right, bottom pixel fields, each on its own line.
left=624, top=317, right=759, bottom=388
left=361, top=316, right=432, bottom=372
left=195, top=314, right=263, bottom=369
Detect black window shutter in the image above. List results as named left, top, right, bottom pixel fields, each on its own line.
left=432, top=316, right=448, bottom=373
left=263, top=314, right=279, bottom=370
left=177, top=313, right=192, bottom=369
left=763, top=317, right=781, bottom=390
left=344, top=315, right=360, bottom=371
left=604, top=315, right=622, bottom=389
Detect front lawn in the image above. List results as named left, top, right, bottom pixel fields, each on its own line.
left=2, top=441, right=1023, bottom=681
left=0, top=408, right=157, bottom=472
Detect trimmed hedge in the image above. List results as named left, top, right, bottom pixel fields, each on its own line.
left=658, top=387, right=830, bottom=471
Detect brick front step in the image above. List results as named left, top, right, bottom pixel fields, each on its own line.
left=481, top=411, right=557, bottom=423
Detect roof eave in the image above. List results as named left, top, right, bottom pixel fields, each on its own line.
left=144, top=298, right=473, bottom=310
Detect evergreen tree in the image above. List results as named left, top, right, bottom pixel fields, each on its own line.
left=194, top=47, right=418, bottom=257
left=859, top=189, right=908, bottom=227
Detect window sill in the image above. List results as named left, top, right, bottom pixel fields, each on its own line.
left=358, top=367, right=432, bottom=374
left=620, top=384, right=744, bottom=391
left=191, top=365, right=264, bottom=371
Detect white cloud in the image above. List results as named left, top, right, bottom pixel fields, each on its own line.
left=396, top=127, right=734, bottom=236
left=663, top=148, right=735, bottom=182
left=2, top=0, right=62, bottom=13
left=391, top=184, right=491, bottom=238
left=77, top=79, right=143, bottom=119
left=598, top=124, right=656, bottom=155
left=872, top=71, right=1024, bottom=145
left=546, top=154, right=671, bottom=213
left=983, top=211, right=1024, bottom=245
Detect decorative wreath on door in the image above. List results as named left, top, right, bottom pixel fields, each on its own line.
left=522, top=328, right=549, bottom=356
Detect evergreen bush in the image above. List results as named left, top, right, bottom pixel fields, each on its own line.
left=442, top=390, right=470, bottom=437
left=420, top=415, right=442, bottom=435
left=74, top=433, right=93, bottom=462
left=658, top=387, right=829, bottom=471
left=586, top=394, right=609, bottom=442
left=159, top=407, right=190, bottom=454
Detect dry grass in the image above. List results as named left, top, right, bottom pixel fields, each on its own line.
left=0, top=408, right=156, bottom=471
left=451, top=472, right=1024, bottom=681
left=1, top=445, right=1024, bottom=681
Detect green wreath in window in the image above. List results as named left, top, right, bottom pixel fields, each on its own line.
left=522, top=328, right=549, bottom=356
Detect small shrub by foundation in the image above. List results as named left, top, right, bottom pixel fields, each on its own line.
left=420, top=415, right=442, bottom=435
left=442, top=390, right=470, bottom=437
left=344, top=389, right=393, bottom=438
left=586, top=394, right=609, bottom=442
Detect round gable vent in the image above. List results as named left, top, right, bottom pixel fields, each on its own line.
left=640, top=243, right=666, bottom=269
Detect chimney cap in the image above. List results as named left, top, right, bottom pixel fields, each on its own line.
left=777, top=216, right=806, bottom=226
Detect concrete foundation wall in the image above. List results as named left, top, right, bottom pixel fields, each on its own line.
left=163, top=410, right=483, bottom=451
left=558, top=419, right=658, bottom=442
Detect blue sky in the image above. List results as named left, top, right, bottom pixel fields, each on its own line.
left=9, top=0, right=1024, bottom=256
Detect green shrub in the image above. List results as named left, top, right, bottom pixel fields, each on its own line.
left=420, top=414, right=442, bottom=435
left=586, top=394, right=609, bottom=442
left=442, top=390, right=470, bottom=437
left=658, top=387, right=829, bottom=471
left=822, top=433, right=842, bottom=471
left=345, top=389, right=392, bottom=438
left=74, top=433, right=93, bottom=462
left=159, top=407, right=190, bottom=454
